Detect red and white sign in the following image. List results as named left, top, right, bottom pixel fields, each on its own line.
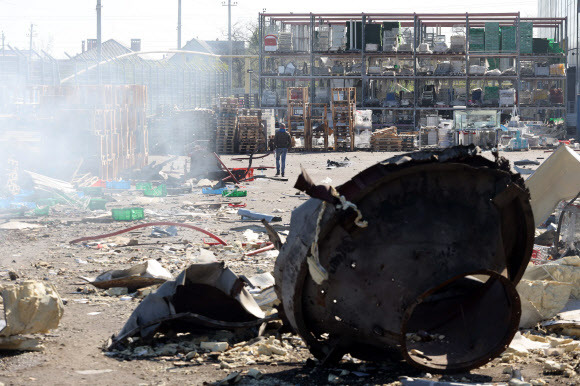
left=264, top=34, right=278, bottom=52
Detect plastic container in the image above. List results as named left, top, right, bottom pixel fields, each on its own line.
left=34, top=206, right=50, bottom=216
left=88, top=198, right=108, bottom=210
left=222, top=190, right=248, bottom=197
left=92, top=179, right=107, bottom=188
left=143, top=184, right=167, bottom=197
left=231, top=168, right=255, bottom=181
left=202, top=187, right=226, bottom=195
left=111, top=207, right=145, bottom=221
left=106, top=180, right=131, bottom=190
left=81, top=186, right=104, bottom=197
left=135, top=182, right=152, bottom=190
left=36, top=198, right=58, bottom=207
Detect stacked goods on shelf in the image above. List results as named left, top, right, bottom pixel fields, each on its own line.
left=501, top=26, right=516, bottom=52
left=548, top=39, right=565, bottom=54
left=520, top=90, right=533, bottom=105
left=308, top=103, right=329, bottom=150
left=450, top=35, right=466, bottom=53
left=216, top=97, right=238, bottom=154
left=278, top=32, right=293, bottom=52
left=533, top=38, right=550, bottom=54
left=520, top=22, right=533, bottom=54
left=330, top=25, right=347, bottom=51
left=550, top=88, right=564, bottom=105
left=292, top=24, right=309, bottom=52
left=315, top=26, right=330, bottom=51
left=287, top=87, right=309, bottom=149
left=346, top=21, right=363, bottom=50
left=484, top=23, right=500, bottom=52
left=383, top=22, right=401, bottom=52
left=534, top=63, right=550, bottom=76
left=262, top=90, right=278, bottom=106
left=370, top=127, right=401, bottom=151
left=499, top=89, right=516, bottom=106
left=469, top=28, right=485, bottom=52
left=364, top=23, right=382, bottom=51
left=332, top=88, right=356, bottom=151
left=550, top=64, right=565, bottom=76
left=532, top=89, right=550, bottom=105
left=237, top=109, right=264, bottom=154
left=483, top=86, right=499, bottom=105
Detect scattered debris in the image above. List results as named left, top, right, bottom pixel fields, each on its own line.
left=0, top=281, right=64, bottom=351
left=81, top=260, right=173, bottom=291
left=238, top=209, right=282, bottom=223
left=109, top=252, right=273, bottom=349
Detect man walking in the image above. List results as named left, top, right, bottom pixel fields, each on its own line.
left=274, top=123, right=291, bottom=177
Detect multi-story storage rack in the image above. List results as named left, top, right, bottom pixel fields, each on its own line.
left=258, top=13, right=567, bottom=129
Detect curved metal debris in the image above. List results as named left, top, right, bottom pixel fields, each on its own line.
left=110, top=252, right=266, bottom=349
left=275, top=145, right=535, bottom=373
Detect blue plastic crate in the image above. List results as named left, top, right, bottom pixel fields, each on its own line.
left=106, top=180, right=131, bottom=190
left=202, top=187, right=226, bottom=195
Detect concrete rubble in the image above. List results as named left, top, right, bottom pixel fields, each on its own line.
left=0, top=281, right=65, bottom=350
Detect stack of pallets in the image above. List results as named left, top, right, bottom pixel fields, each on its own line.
left=237, top=109, right=264, bottom=154
left=216, top=97, right=238, bottom=154
left=370, top=127, right=402, bottom=151
left=400, top=134, right=416, bottom=151
left=4, top=159, right=20, bottom=195
left=331, top=88, right=356, bottom=151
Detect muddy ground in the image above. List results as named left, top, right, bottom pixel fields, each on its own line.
left=0, top=150, right=577, bottom=386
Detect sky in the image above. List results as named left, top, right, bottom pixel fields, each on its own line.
left=0, top=0, right=538, bottom=59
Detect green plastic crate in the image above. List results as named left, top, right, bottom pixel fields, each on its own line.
left=469, top=28, right=485, bottom=52
left=36, top=198, right=57, bottom=207
left=364, top=23, right=382, bottom=47
left=111, top=207, right=145, bottom=221
left=485, top=23, right=500, bottom=52
left=34, top=206, right=50, bottom=216
left=135, top=182, right=152, bottom=190
left=81, top=186, right=104, bottom=197
left=221, top=190, right=248, bottom=197
left=501, top=26, right=516, bottom=52
left=533, top=38, right=550, bottom=54
left=484, top=86, right=500, bottom=101
left=143, top=184, right=167, bottom=197
left=520, top=22, right=533, bottom=54
left=88, top=198, right=108, bottom=210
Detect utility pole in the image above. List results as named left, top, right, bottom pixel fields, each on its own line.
left=222, top=0, right=237, bottom=95
left=96, top=0, right=102, bottom=62
left=28, top=24, right=35, bottom=56
left=2, top=31, right=5, bottom=57
left=177, top=0, right=182, bottom=50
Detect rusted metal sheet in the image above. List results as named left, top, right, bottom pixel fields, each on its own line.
left=274, top=145, right=534, bottom=373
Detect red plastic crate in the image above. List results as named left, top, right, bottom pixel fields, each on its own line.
left=91, top=179, right=107, bottom=188
left=231, top=168, right=255, bottom=181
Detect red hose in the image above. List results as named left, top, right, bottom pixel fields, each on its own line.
left=69, top=222, right=227, bottom=245
left=245, top=243, right=275, bottom=256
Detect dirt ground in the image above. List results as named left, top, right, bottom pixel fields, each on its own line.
left=0, top=149, right=577, bottom=386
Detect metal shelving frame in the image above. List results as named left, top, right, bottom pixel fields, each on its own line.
left=258, top=12, right=567, bottom=127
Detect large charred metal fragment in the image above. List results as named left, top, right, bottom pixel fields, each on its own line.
left=274, top=146, right=534, bottom=373
left=109, top=253, right=269, bottom=349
